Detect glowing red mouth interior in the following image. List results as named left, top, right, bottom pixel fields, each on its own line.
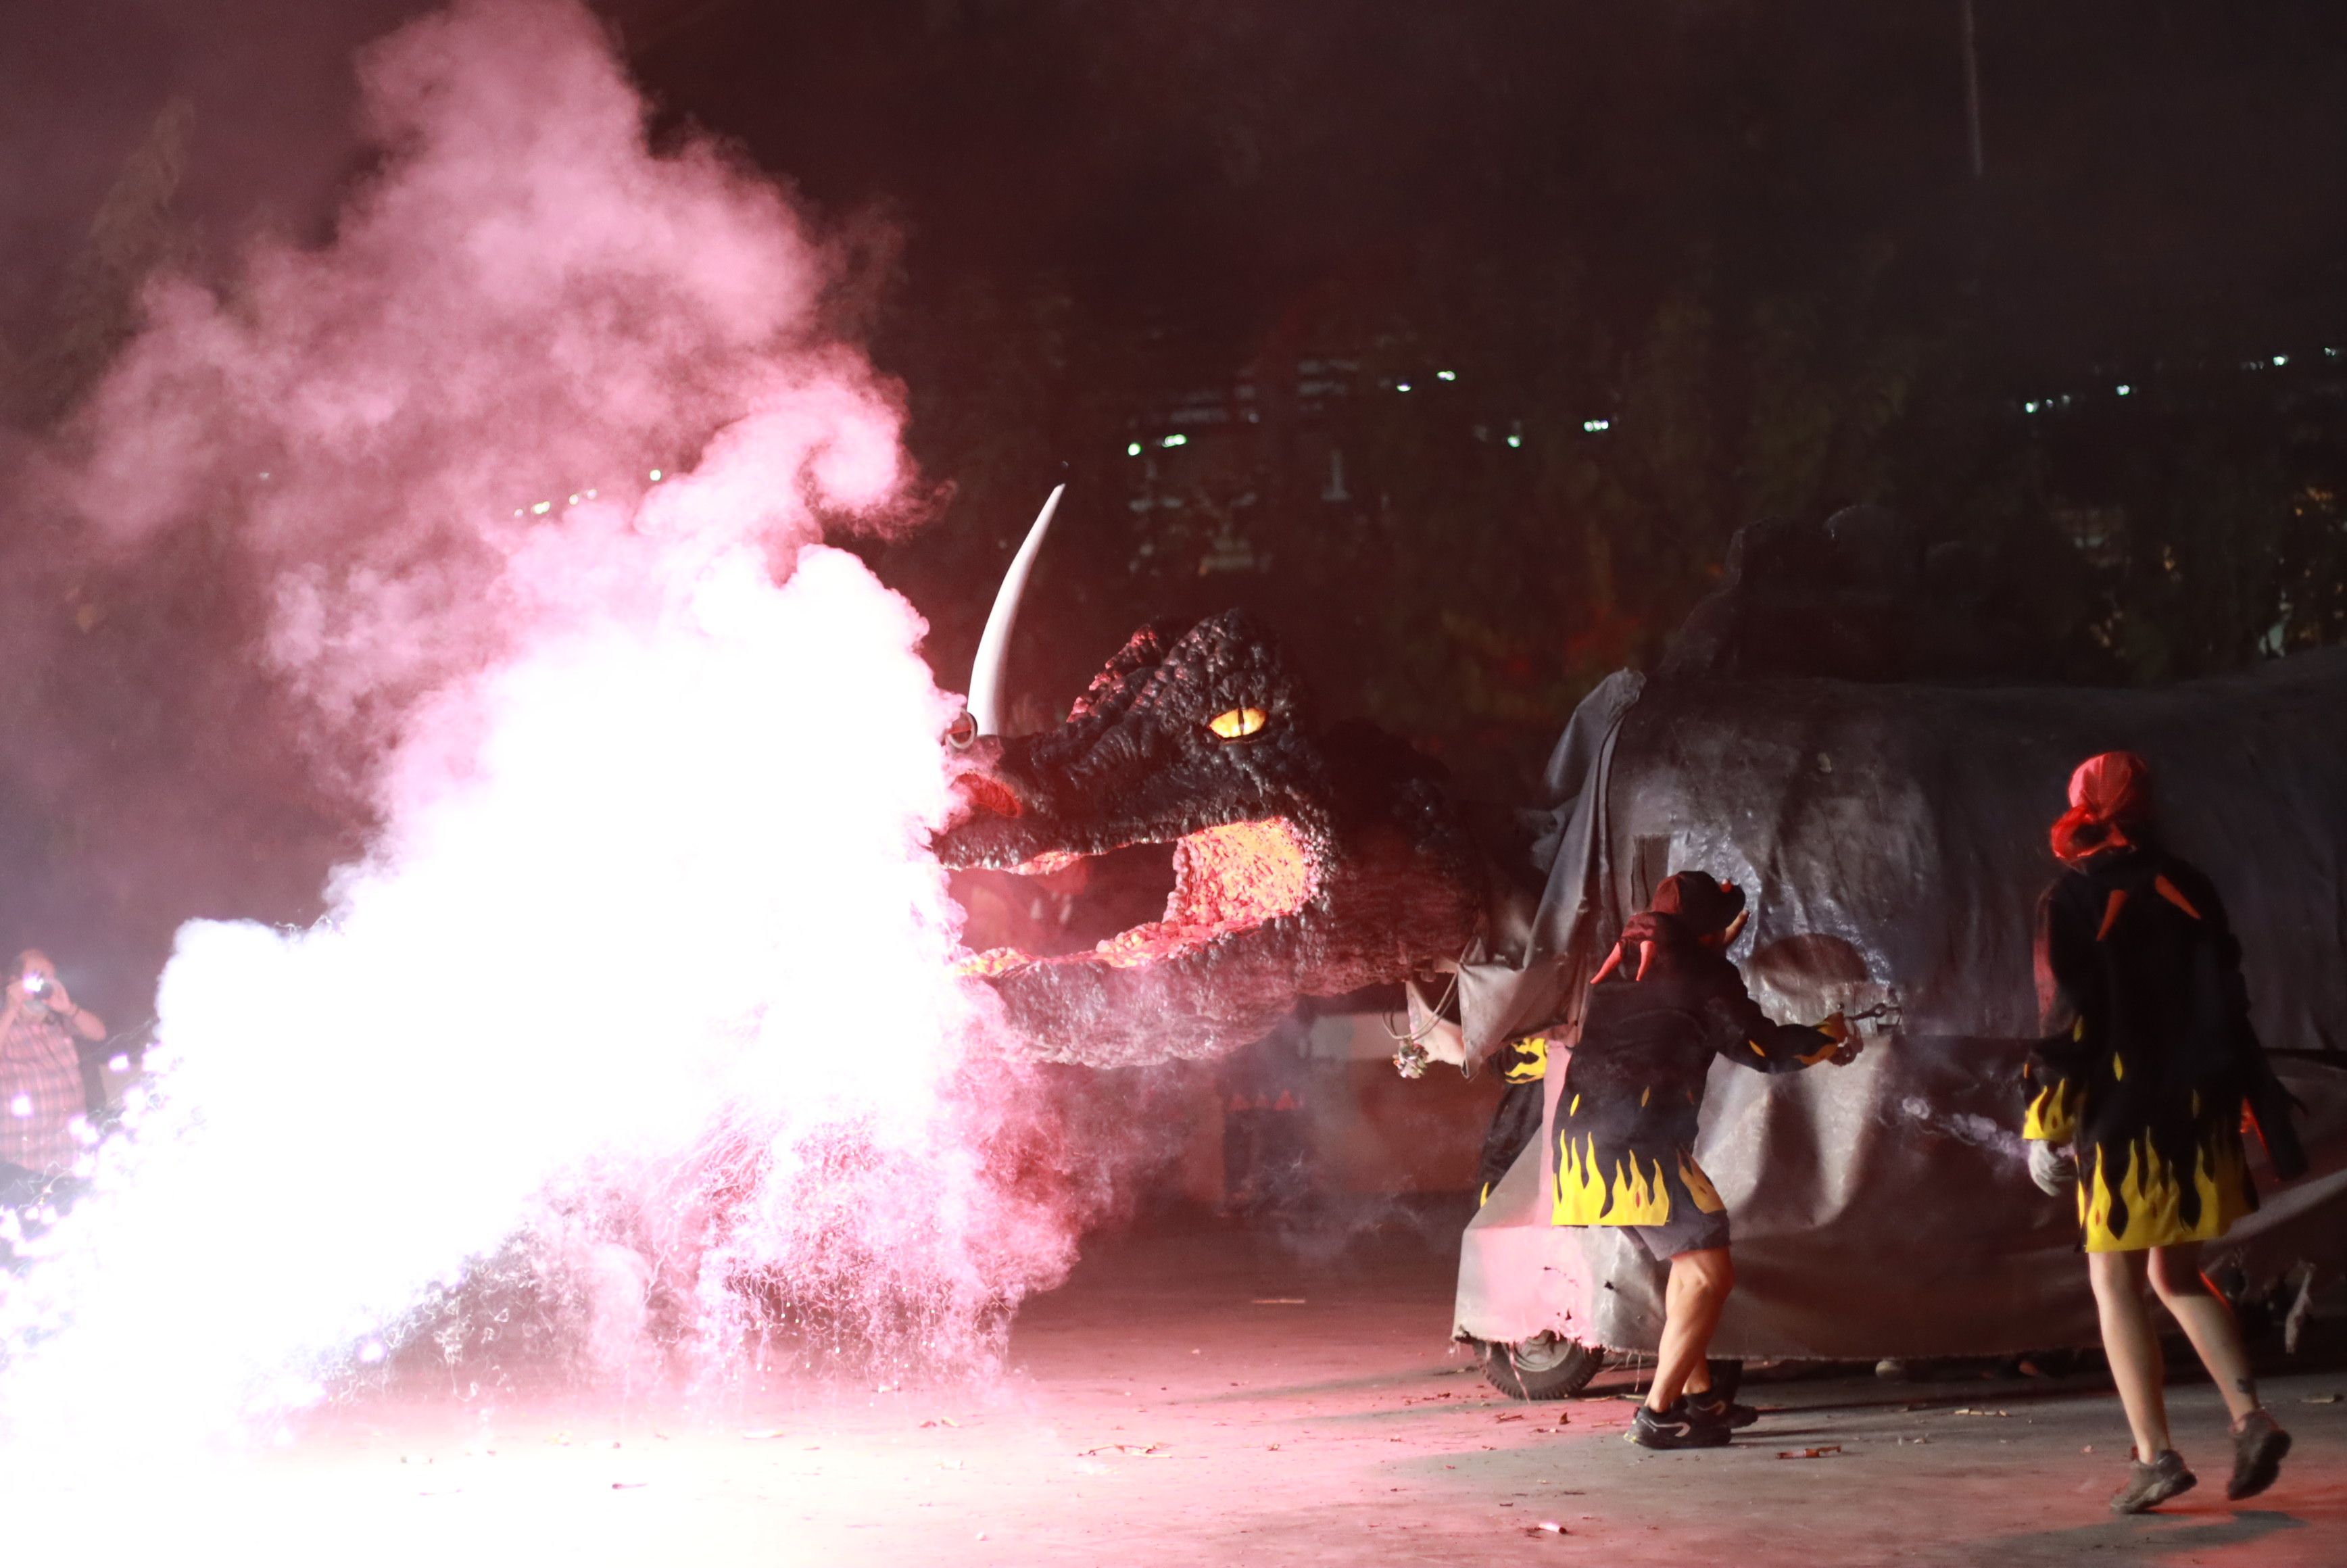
left=958, top=818, right=1315, bottom=976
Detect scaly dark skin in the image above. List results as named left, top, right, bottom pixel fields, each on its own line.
left=935, top=611, right=1485, bottom=1066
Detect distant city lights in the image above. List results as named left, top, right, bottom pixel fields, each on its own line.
left=1395, top=381, right=1413, bottom=392
left=1506, top=433, right=1523, bottom=449
left=1582, top=418, right=1612, bottom=433
left=1127, top=441, right=1142, bottom=457
left=1160, top=433, right=1188, bottom=448
left=1436, top=370, right=1457, bottom=382
left=510, top=479, right=640, bottom=521
left=2116, top=384, right=2133, bottom=396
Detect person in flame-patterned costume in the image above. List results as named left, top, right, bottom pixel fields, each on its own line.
left=1473, top=1032, right=1550, bottom=1206
left=1556, top=871, right=1860, bottom=1450
left=2023, top=750, right=2301, bottom=1514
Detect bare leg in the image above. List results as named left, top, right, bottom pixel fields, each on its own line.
left=2089, top=1248, right=2171, bottom=1458
left=1647, top=1247, right=1733, bottom=1411
left=2148, top=1243, right=2260, bottom=1423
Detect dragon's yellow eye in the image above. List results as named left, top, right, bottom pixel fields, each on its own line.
left=1208, top=706, right=1267, bottom=739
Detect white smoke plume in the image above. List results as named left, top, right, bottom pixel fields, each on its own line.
left=0, top=0, right=1092, bottom=1453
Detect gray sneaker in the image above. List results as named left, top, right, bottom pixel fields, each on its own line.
left=1685, top=1389, right=1760, bottom=1429
left=1626, top=1398, right=1732, bottom=1450
left=2227, top=1408, right=2291, bottom=1501
left=2110, top=1448, right=2196, bottom=1515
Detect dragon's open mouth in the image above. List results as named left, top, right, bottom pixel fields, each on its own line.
left=954, top=818, right=1319, bottom=977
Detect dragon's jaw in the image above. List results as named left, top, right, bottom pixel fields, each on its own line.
left=955, top=816, right=1322, bottom=979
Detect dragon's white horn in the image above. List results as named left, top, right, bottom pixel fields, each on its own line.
left=966, top=485, right=1064, bottom=739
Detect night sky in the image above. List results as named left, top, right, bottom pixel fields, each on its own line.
left=9, top=3, right=2347, bottom=381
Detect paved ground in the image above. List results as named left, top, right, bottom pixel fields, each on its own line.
left=41, top=1200, right=2346, bottom=1565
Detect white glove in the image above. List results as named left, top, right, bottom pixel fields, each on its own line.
left=2027, top=1140, right=2076, bottom=1197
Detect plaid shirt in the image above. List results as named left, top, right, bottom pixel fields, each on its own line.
left=0, top=1006, right=87, bottom=1175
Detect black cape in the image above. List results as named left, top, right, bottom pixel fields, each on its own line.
left=2025, top=837, right=2302, bottom=1251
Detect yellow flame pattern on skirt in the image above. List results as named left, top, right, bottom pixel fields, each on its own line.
left=2078, top=1132, right=2249, bottom=1253
left=1501, top=1035, right=1548, bottom=1085
left=1553, top=1134, right=1673, bottom=1226
left=2022, top=1082, right=2079, bottom=1144
left=1677, top=1153, right=1726, bottom=1214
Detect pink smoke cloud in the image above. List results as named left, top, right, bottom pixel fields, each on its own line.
left=0, top=0, right=1109, bottom=1459
left=60, top=0, right=904, bottom=765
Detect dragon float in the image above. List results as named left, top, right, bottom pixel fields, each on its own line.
left=936, top=493, right=2347, bottom=1394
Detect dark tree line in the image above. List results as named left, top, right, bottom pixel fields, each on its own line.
left=9, top=2, right=2347, bottom=818
left=800, top=2, right=2347, bottom=799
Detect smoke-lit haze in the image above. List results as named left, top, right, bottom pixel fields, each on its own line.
left=0, top=0, right=1093, bottom=1454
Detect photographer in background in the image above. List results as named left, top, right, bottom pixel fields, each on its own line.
left=0, top=949, right=107, bottom=1213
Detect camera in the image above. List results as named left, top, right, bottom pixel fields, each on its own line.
left=22, top=973, right=45, bottom=996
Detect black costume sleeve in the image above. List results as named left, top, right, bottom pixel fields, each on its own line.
left=2023, top=880, right=2093, bottom=1144
left=2176, top=864, right=2309, bottom=1179
left=1698, top=972, right=1838, bottom=1075
left=2169, top=862, right=2255, bottom=1039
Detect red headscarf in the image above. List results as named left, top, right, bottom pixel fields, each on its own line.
left=2050, top=750, right=2155, bottom=866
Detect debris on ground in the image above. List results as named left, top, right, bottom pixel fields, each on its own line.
left=1077, top=1442, right=1170, bottom=1458
left=1950, top=1408, right=2011, bottom=1417
left=919, top=1417, right=963, bottom=1428
left=1777, top=1444, right=1844, bottom=1460
left=2304, top=1393, right=2342, bottom=1405
left=1250, top=1298, right=1307, bottom=1306
left=1526, top=1521, right=1568, bottom=1536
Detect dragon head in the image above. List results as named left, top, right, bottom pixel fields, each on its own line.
left=936, top=611, right=1485, bottom=1065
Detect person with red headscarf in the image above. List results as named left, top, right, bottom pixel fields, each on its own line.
left=2024, top=750, right=2300, bottom=1513
left=1559, top=871, right=1862, bottom=1449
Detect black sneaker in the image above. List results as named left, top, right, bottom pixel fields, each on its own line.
left=2227, top=1408, right=2291, bottom=1502
left=1627, top=1398, right=1732, bottom=1450
left=2109, top=1448, right=2196, bottom=1515
left=1686, top=1390, right=1760, bottom=1429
